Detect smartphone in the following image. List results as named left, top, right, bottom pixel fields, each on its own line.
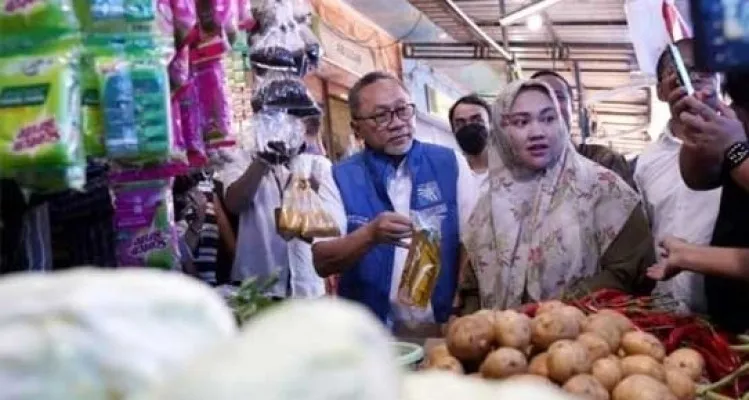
left=668, top=43, right=695, bottom=96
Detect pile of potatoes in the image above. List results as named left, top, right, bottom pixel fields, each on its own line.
left=423, top=301, right=706, bottom=400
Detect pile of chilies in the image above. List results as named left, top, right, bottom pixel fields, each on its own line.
left=522, top=289, right=749, bottom=399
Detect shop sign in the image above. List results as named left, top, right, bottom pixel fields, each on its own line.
left=312, top=15, right=377, bottom=75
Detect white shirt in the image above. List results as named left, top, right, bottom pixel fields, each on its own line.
left=634, top=124, right=722, bottom=312
left=219, top=150, right=333, bottom=298
left=317, top=147, right=477, bottom=325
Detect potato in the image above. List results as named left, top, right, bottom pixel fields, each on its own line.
left=591, top=356, right=623, bottom=391
left=613, top=374, right=677, bottom=400
left=426, top=342, right=451, bottom=363
left=531, top=310, right=580, bottom=349
left=583, top=316, right=622, bottom=352
left=529, top=352, right=549, bottom=377
left=426, top=355, right=464, bottom=374
left=577, top=332, right=612, bottom=362
left=446, top=315, right=495, bottom=362
left=563, top=374, right=610, bottom=400
left=665, top=368, right=696, bottom=400
left=537, top=300, right=566, bottom=316
left=474, top=309, right=496, bottom=325
left=664, top=348, right=705, bottom=381
left=596, top=309, right=635, bottom=333
left=507, top=374, right=553, bottom=385
left=493, top=310, right=532, bottom=350
left=559, top=306, right=587, bottom=331
left=621, top=331, right=666, bottom=361
left=479, top=347, right=528, bottom=379
left=547, top=340, right=591, bottom=383
left=548, top=339, right=576, bottom=353
left=621, top=355, right=666, bottom=382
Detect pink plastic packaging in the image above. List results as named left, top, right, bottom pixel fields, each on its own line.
left=194, top=57, right=235, bottom=149
left=170, top=0, right=198, bottom=45
left=168, top=45, right=191, bottom=89
left=177, top=80, right=208, bottom=166
left=237, top=0, right=255, bottom=31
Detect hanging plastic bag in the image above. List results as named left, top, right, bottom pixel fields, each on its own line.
left=397, top=208, right=445, bottom=308
left=0, top=0, right=79, bottom=34
left=251, top=0, right=293, bottom=28
left=236, top=0, right=254, bottom=31
left=251, top=111, right=304, bottom=164
left=276, top=154, right=339, bottom=240
left=170, top=0, right=198, bottom=45
left=176, top=79, right=208, bottom=166
left=113, top=179, right=181, bottom=269
left=0, top=35, right=86, bottom=191
left=193, top=56, right=235, bottom=149
left=297, top=23, right=322, bottom=75
left=92, top=34, right=177, bottom=166
left=81, top=54, right=106, bottom=158
left=251, top=72, right=320, bottom=117
left=249, top=22, right=305, bottom=73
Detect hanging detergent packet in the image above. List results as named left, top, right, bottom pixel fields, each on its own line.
left=0, top=0, right=79, bottom=34
left=0, top=35, right=86, bottom=191
left=75, top=0, right=175, bottom=45
left=193, top=56, right=235, bottom=149
left=90, top=34, right=176, bottom=165
left=112, top=179, right=180, bottom=269
left=397, top=207, right=446, bottom=308
left=80, top=53, right=106, bottom=158
left=170, top=0, right=197, bottom=45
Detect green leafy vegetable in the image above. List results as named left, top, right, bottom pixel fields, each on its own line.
left=227, top=275, right=280, bottom=326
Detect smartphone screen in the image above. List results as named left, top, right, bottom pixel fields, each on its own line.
left=668, top=43, right=695, bottom=96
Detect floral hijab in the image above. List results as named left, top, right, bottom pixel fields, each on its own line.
left=462, top=79, right=640, bottom=309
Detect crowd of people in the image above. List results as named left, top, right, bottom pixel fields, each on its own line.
left=2, top=38, right=749, bottom=335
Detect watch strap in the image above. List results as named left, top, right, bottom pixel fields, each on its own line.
left=724, top=141, right=749, bottom=172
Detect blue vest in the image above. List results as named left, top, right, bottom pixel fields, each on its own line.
left=332, top=140, right=460, bottom=324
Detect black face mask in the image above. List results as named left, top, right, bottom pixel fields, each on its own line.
left=454, top=123, right=488, bottom=156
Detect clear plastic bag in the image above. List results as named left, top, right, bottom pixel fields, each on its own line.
left=251, top=0, right=294, bottom=28
left=291, top=0, right=312, bottom=25
left=297, top=23, right=322, bottom=75
left=249, top=22, right=305, bottom=72
left=251, top=111, right=304, bottom=162
left=251, top=73, right=320, bottom=117
left=397, top=207, right=445, bottom=308
left=276, top=154, right=340, bottom=240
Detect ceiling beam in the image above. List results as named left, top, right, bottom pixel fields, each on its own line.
left=438, top=0, right=514, bottom=60
left=477, top=19, right=627, bottom=27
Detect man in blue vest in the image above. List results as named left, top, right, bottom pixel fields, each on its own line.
left=313, top=71, right=477, bottom=335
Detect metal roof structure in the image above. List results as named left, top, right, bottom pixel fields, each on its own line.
left=403, top=0, right=654, bottom=154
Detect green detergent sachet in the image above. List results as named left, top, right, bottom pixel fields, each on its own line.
left=0, top=36, right=86, bottom=191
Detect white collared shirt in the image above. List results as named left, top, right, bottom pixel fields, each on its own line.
left=219, top=150, right=333, bottom=298
left=634, top=124, right=722, bottom=312
left=317, top=148, right=477, bottom=324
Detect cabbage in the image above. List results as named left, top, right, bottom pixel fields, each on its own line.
left=0, top=268, right=236, bottom=400
left=135, top=298, right=402, bottom=400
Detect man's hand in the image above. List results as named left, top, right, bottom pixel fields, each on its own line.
left=366, top=211, right=412, bottom=247
left=647, top=236, right=691, bottom=281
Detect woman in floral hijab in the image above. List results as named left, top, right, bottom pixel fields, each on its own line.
left=458, top=79, right=655, bottom=313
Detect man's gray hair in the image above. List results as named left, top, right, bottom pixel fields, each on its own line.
left=348, top=71, right=408, bottom=117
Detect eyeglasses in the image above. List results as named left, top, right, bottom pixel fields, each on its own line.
left=354, top=103, right=416, bottom=127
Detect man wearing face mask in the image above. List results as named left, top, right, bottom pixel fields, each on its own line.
left=531, top=70, right=636, bottom=189
left=449, top=95, right=491, bottom=194
left=313, top=71, right=476, bottom=334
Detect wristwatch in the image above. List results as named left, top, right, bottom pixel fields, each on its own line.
left=724, top=141, right=749, bottom=172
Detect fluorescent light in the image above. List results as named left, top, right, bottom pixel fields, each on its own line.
left=438, top=32, right=449, bottom=40
left=499, top=0, right=563, bottom=26
left=526, top=14, right=543, bottom=31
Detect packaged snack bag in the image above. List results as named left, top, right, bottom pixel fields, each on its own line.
left=0, top=0, right=79, bottom=34
left=0, top=36, right=86, bottom=191
left=81, top=54, right=106, bottom=158
left=91, top=34, right=175, bottom=165
left=113, top=179, right=180, bottom=269
left=251, top=72, right=320, bottom=117
left=80, top=0, right=174, bottom=43
left=176, top=79, right=207, bottom=166
left=397, top=208, right=445, bottom=308
left=170, top=0, right=197, bottom=45
left=193, top=56, right=235, bottom=149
